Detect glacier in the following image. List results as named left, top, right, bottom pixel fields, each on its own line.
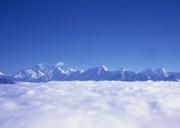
left=0, top=81, right=180, bottom=128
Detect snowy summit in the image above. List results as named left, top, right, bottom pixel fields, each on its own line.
left=8, top=62, right=180, bottom=82
left=0, top=72, right=5, bottom=76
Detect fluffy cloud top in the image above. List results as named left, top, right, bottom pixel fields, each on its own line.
left=0, top=81, right=180, bottom=128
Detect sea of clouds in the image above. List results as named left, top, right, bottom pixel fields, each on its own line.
left=0, top=81, right=180, bottom=128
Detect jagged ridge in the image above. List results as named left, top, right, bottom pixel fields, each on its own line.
left=9, top=62, right=180, bottom=82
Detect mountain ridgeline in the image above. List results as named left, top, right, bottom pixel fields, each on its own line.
left=0, top=72, right=14, bottom=84
left=6, top=62, right=180, bottom=82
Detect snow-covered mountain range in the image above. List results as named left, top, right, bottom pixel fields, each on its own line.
left=1, top=62, right=177, bottom=82
left=0, top=62, right=180, bottom=83
left=0, top=72, right=14, bottom=84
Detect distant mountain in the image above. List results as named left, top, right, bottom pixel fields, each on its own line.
left=0, top=72, right=14, bottom=84
left=12, top=62, right=79, bottom=82
left=110, top=68, right=136, bottom=81
left=13, top=64, right=50, bottom=82
left=166, top=72, right=180, bottom=81
left=135, top=68, right=168, bottom=81
left=79, top=65, right=111, bottom=80
left=11, top=62, right=180, bottom=82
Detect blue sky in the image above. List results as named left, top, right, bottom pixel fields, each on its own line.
left=0, top=0, right=180, bottom=74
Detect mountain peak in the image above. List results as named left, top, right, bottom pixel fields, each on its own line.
left=155, top=68, right=166, bottom=72
left=0, top=72, right=5, bottom=76
left=56, top=62, right=65, bottom=67
left=36, top=63, right=46, bottom=68
left=99, top=65, right=108, bottom=71
left=154, top=68, right=168, bottom=77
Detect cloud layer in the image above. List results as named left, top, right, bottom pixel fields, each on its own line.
left=0, top=81, right=180, bottom=128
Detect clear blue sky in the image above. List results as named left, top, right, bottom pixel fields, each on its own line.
left=0, top=0, right=180, bottom=74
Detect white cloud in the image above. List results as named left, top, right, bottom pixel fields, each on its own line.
left=0, top=81, right=180, bottom=128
